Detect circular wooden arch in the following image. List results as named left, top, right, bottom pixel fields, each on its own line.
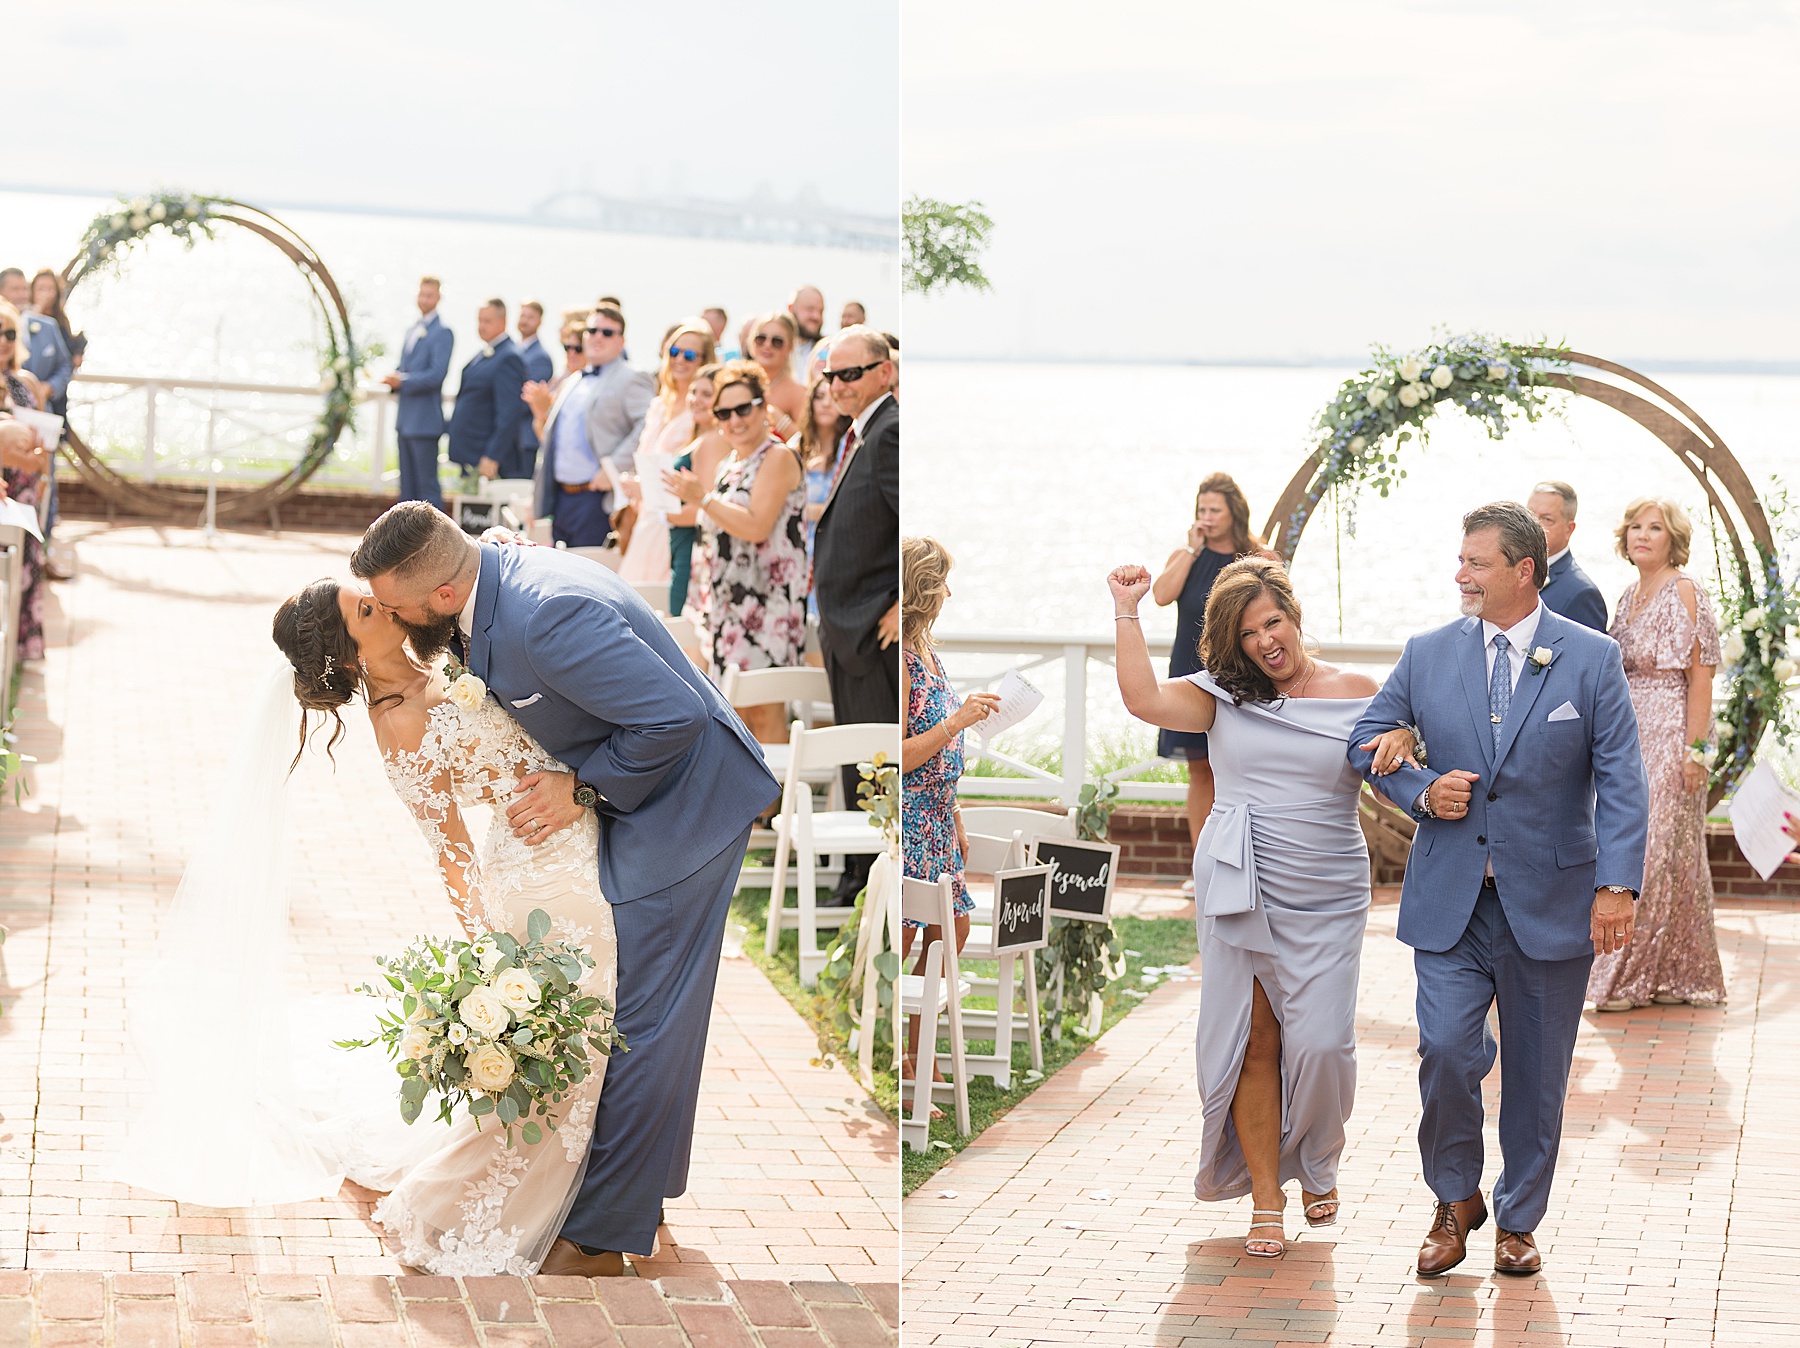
left=58, top=200, right=357, bottom=524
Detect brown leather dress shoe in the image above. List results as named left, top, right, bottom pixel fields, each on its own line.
left=538, top=1238, right=629, bottom=1277
left=1493, top=1228, right=1541, bottom=1274
left=1416, top=1194, right=1487, bottom=1276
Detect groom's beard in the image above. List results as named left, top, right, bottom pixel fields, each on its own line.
left=397, top=611, right=459, bottom=661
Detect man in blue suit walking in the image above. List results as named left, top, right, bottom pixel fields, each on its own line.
left=1528, top=481, right=1609, bottom=631
left=508, top=301, right=555, bottom=481
left=382, top=276, right=454, bottom=508
left=447, top=299, right=528, bottom=486
left=1349, top=501, right=1647, bottom=1277
left=352, top=503, right=779, bottom=1276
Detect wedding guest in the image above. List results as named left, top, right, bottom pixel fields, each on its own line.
left=382, top=276, right=454, bottom=508
left=1588, top=497, right=1725, bottom=1010
left=508, top=300, right=555, bottom=480
left=839, top=300, right=866, bottom=330
left=2, top=269, right=71, bottom=417
left=619, top=320, right=715, bottom=584
left=665, top=362, right=806, bottom=742
left=0, top=302, right=50, bottom=659
left=1152, top=472, right=1279, bottom=873
left=665, top=364, right=730, bottom=616
left=900, top=535, right=1000, bottom=1088
left=1529, top=481, right=1608, bottom=631
left=794, top=374, right=845, bottom=557
left=1114, top=556, right=1414, bottom=1256
left=446, top=299, right=527, bottom=485
left=813, top=327, right=900, bottom=901
left=530, top=305, right=654, bottom=548
left=789, top=285, right=826, bottom=371
left=746, top=311, right=807, bottom=438
left=26, top=270, right=77, bottom=412
left=22, top=267, right=78, bottom=572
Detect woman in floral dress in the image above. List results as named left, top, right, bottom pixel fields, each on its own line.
left=1588, top=497, right=1727, bottom=1010
left=666, top=361, right=806, bottom=743
left=899, top=537, right=999, bottom=1082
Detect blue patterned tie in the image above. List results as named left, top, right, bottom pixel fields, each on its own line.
left=1489, top=633, right=1512, bottom=750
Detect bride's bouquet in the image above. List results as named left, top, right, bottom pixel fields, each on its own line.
left=338, top=909, right=626, bottom=1146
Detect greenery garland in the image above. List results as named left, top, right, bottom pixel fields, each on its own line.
left=812, top=755, right=900, bottom=1071
left=1710, top=501, right=1800, bottom=791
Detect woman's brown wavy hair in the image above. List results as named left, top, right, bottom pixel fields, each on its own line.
left=1199, top=557, right=1304, bottom=705
left=1193, top=471, right=1262, bottom=557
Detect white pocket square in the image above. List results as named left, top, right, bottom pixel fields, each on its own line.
left=510, top=694, right=543, bottom=709
left=1547, top=701, right=1580, bottom=722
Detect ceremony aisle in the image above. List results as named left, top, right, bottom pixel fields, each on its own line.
left=903, top=897, right=1800, bottom=1347
left=0, top=523, right=897, bottom=1303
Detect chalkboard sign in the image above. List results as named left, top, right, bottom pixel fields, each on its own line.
left=992, top=865, right=1052, bottom=952
left=453, top=496, right=499, bottom=537
left=1031, top=836, right=1120, bottom=922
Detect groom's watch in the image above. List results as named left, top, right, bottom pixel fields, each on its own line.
left=573, top=781, right=600, bottom=809
left=1599, top=884, right=1636, bottom=901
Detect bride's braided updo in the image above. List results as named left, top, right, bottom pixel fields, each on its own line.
left=271, top=578, right=363, bottom=771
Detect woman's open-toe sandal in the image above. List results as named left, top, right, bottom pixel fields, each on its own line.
left=1303, top=1193, right=1340, bottom=1228
left=1245, top=1209, right=1286, bottom=1258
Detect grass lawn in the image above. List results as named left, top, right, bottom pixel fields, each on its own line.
left=901, top=913, right=1198, bottom=1195
left=729, top=884, right=900, bottom=1120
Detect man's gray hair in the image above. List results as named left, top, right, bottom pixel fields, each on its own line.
left=1531, top=479, right=1578, bottom=521
left=350, top=501, right=470, bottom=587
left=1463, top=501, right=1548, bottom=591
left=832, top=324, right=891, bottom=365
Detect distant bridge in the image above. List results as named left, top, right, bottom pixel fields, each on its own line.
left=529, top=189, right=895, bottom=252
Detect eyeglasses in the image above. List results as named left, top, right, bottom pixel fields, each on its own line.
left=586, top=325, right=621, bottom=338
left=563, top=342, right=583, bottom=353
left=0, top=329, right=15, bottom=343
left=821, top=361, right=884, bottom=385
left=667, top=346, right=703, bottom=363
left=713, top=398, right=765, bottom=422
left=752, top=333, right=788, bottom=349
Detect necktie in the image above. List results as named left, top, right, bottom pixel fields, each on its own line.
left=451, top=627, right=467, bottom=666
left=828, top=425, right=858, bottom=499
left=1488, top=633, right=1512, bottom=750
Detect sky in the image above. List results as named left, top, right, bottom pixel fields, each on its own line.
left=902, top=0, right=1800, bottom=364
left=16, top=0, right=898, bottom=220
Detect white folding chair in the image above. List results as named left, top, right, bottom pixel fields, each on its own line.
left=960, top=805, right=1079, bottom=844
left=566, top=544, right=623, bottom=572
left=631, top=580, right=674, bottom=613
left=478, top=477, right=537, bottom=529
left=899, top=874, right=970, bottom=1146
left=955, top=831, right=1050, bottom=1086
left=721, top=666, right=836, bottom=780
left=764, top=721, right=900, bottom=986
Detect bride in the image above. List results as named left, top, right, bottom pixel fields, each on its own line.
left=114, top=574, right=618, bottom=1278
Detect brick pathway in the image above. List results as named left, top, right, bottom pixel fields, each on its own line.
left=904, top=898, right=1800, bottom=1346
left=0, top=524, right=896, bottom=1296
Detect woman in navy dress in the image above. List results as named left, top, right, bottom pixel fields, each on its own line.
left=1151, top=473, right=1279, bottom=872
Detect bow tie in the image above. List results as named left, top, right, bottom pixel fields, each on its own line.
left=582, top=365, right=604, bottom=377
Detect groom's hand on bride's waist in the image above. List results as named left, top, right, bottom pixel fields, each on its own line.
left=508, top=771, right=588, bottom=846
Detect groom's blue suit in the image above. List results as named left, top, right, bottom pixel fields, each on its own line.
left=1349, top=601, right=1647, bottom=1232
left=467, top=542, right=780, bottom=1253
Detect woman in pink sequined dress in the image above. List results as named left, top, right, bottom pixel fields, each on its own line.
left=1588, top=497, right=1726, bottom=1011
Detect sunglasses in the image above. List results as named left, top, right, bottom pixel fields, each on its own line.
left=821, top=361, right=883, bottom=385
left=563, top=342, right=583, bottom=353
left=713, top=398, right=765, bottom=422
left=752, top=333, right=788, bottom=349
left=667, top=346, right=703, bottom=363
left=0, top=328, right=14, bottom=342
left=585, top=325, right=621, bottom=338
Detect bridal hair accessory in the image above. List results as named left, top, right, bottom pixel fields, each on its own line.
left=318, top=654, right=336, bottom=686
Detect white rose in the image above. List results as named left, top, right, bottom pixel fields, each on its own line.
left=1532, top=646, right=1554, bottom=667
left=109, top=214, right=127, bottom=230
left=1398, top=384, right=1421, bottom=408
left=1722, top=631, right=1747, bottom=663
left=491, top=967, right=542, bottom=1014
left=149, top=203, right=167, bottom=222
left=1430, top=364, right=1454, bottom=389
left=184, top=203, right=199, bottom=218
left=1486, top=363, right=1509, bottom=382
left=459, top=986, right=512, bottom=1039
left=1398, top=357, right=1424, bottom=382
left=1347, top=435, right=1366, bottom=454
left=1366, top=386, right=1388, bottom=408
left=1742, top=607, right=1765, bottom=631
left=447, top=1022, right=469, bottom=1046
left=1775, top=658, right=1799, bottom=684
left=448, top=673, right=487, bottom=711
left=129, top=213, right=149, bottom=231
left=472, top=936, right=505, bottom=975
left=465, top=1043, right=516, bottom=1092
left=130, top=196, right=150, bottom=212
left=399, top=1025, right=432, bottom=1060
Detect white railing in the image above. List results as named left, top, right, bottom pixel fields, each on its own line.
left=62, top=371, right=448, bottom=493
left=935, top=631, right=1405, bottom=806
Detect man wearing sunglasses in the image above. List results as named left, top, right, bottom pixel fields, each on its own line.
left=812, top=326, right=901, bottom=902
left=530, top=304, right=654, bottom=548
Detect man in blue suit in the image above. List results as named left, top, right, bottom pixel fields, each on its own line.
left=447, top=299, right=528, bottom=485
left=1348, top=501, right=1647, bottom=1277
left=1528, top=481, right=1608, bottom=631
left=508, top=300, right=555, bottom=481
left=352, top=503, right=779, bottom=1276
left=381, top=276, right=454, bottom=508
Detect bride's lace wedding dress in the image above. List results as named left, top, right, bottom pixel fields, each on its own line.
left=359, top=688, right=619, bottom=1276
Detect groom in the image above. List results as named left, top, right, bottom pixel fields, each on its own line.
left=351, top=503, right=779, bottom=1274
left=1348, top=501, right=1648, bottom=1276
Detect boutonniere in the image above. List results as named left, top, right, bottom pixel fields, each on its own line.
left=480, top=343, right=495, bottom=359
left=444, top=657, right=487, bottom=712
left=1526, top=646, right=1554, bottom=675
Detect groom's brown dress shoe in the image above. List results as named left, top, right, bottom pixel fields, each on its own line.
left=1493, top=1228, right=1541, bottom=1274
left=539, top=1238, right=629, bottom=1277
left=1416, top=1194, right=1487, bottom=1276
